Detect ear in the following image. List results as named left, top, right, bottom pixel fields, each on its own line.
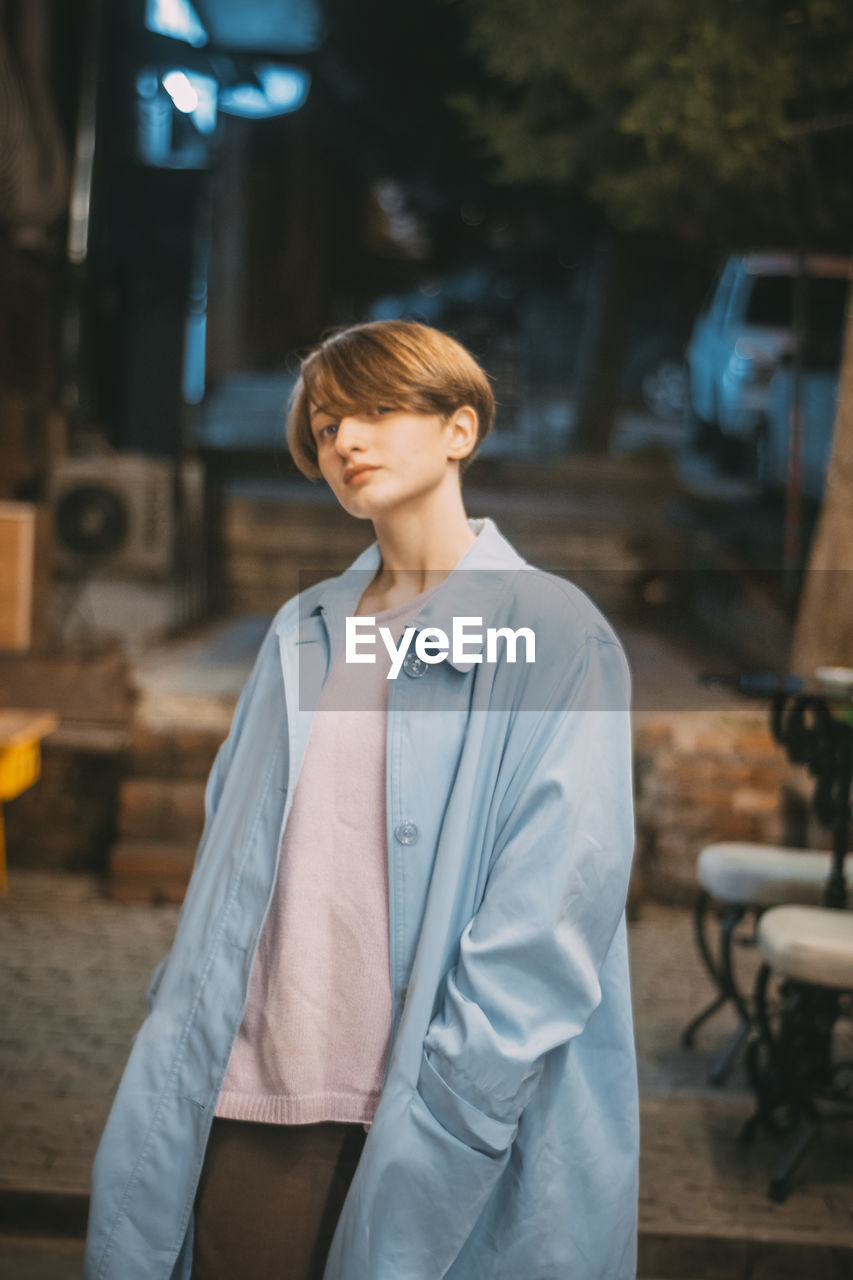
left=445, top=406, right=479, bottom=462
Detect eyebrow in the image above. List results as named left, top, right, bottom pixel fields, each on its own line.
left=309, top=405, right=335, bottom=429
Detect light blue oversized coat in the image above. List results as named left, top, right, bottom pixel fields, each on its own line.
left=84, top=517, right=639, bottom=1280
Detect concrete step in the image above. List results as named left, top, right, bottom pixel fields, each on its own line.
left=117, top=777, right=206, bottom=844
left=219, top=472, right=684, bottom=615
left=108, top=841, right=195, bottom=904
left=105, top=620, right=262, bottom=900
left=0, top=1233, right=85, bottom=1280
left=638, top=1233, right=852, bottom=1279
left=108, top=722, right=221, bottom=901
left=128, top=724, right=222, bottom=780
left=0, top=1193, right=88, bottom=1241
left=111, top=773, right=202, bottom=897
left=223, top=488, right=369, bottom=612
left=0, top=646, right=132, bottom=726
left=637, top=1096, right=853, bottom=1279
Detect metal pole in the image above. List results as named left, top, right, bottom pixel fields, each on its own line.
left=66, top=0, right=104, bottom=266
left=823, top=721, right=851, bottom=910
left=60, top=0, right=104, bottom=425
left=783, top=248, right=807, bottom=611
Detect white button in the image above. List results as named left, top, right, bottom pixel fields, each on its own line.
left=395, top=820, right=419, bottom=845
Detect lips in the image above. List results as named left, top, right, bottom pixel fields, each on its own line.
left=343, top=464, right=379, bottom=484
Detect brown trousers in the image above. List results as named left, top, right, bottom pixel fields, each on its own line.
left=191, top=1118, right=368, bottom=1280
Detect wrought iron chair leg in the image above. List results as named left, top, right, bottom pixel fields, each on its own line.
left=718, top=905, right=751, bottom=1024
left=693, top=890, right=719, bottom=983
left=702, top=905, right=752, bottom=1084
left=708, top=1019, right=751, bottom=1087
left=682, top=891, right=730, bottom=1048
left=681, top=992, right=728, bottom=1048
left=768, top=1118, right=819, bottom=1203
left=741, top=965, right=786, bottom=1142
left=744, top=965, right=844, bottom=1199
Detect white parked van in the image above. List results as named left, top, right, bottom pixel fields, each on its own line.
left=685, top=251, right=849, bottom=468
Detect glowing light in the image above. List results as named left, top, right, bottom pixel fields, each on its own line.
left=145, top=0, right=208, bottom=48
left=259, top=65, right=311, bottom=111
left=218, top=84, right=267, bottom=118
left=219, top=65, right=310, bottom=119
left=190, top=75, right=218, bottom=135
left=163, top=70, right=199, bottom=114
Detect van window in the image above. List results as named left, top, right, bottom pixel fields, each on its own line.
left=745, top=274, right=848, bottom=331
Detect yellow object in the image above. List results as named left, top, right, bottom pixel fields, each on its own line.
left=0, top=709, right=58, bottom=895
left=0, top=737, right=41, bottom=797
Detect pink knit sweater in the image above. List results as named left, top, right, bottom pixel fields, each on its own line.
left=216, top=590, right=436, bottom=1126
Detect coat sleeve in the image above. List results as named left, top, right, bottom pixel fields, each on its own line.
left=145, top=617, right=282, bottom=1010
left=325, top=635, right=635, bottom=1278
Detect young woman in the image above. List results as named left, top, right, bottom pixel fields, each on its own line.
left=84, top=321, right=639, bottom=1280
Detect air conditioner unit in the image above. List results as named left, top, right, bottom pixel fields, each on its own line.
left=50, top=454, right=174, bottom=577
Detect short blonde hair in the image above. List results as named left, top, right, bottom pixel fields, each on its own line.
left=286, top=320, right=495, bottom=480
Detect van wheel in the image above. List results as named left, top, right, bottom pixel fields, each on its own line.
left=717, top=433, right=749, bottom=475
left=683, top=380, right=719, bottom=454
left=749, top=424, right=776, bottom=493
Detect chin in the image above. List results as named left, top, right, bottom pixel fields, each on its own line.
left=332, top=489, right=387, bottom=521
left=335, top=486, right=401, bottom=521
left=330, top=474, right=437, bottom=522
left=342, top=504, right=377, bottom=522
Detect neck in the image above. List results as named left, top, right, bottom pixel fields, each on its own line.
left=365, top=483, right=476, bottom=604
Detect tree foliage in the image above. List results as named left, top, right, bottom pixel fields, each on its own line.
left=453, top=0, right=853, bottom=246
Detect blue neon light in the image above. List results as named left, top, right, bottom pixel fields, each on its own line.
left=145, top=0, right=208, bottom=48
left=219, top=65, right=310, bottom=118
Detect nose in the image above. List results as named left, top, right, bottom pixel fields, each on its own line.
left=333, top=414, right=367, bottom=456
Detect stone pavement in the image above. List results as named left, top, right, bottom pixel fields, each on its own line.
left=0, top=874, right=176, bottom=1203
left=1, top=872, right=851, bottom=1279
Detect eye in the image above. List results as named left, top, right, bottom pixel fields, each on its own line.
left=317, top=421, right=339, bottom=439
left=375, top=406, right=393, bottom=416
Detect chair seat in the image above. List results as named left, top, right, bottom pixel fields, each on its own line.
left=758, top=905, right=853, bottom=988
left=698, top=842, right=853, bottom=908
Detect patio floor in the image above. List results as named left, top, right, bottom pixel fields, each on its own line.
left=1, top=875, right=850, bottom=1276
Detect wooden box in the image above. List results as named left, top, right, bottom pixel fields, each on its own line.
left=0, top=502, right=52, bottom=652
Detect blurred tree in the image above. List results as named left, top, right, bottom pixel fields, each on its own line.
left=455, top=0, right=853, bottom=243
left=454, top=0, right=853, bottom=450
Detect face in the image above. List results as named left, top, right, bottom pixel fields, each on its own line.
left=308, top=402, right=476, bottom=520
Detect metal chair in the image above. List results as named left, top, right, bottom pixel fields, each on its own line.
left=741, top=904, right=853, bottom=1201
left=682, top=842, right=853, bottom=1084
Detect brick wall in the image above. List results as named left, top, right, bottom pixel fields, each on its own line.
left=633, top=709, right=793, bottom=905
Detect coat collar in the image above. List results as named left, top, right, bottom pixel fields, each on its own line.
left=279, top=517, right=528, bottom=672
